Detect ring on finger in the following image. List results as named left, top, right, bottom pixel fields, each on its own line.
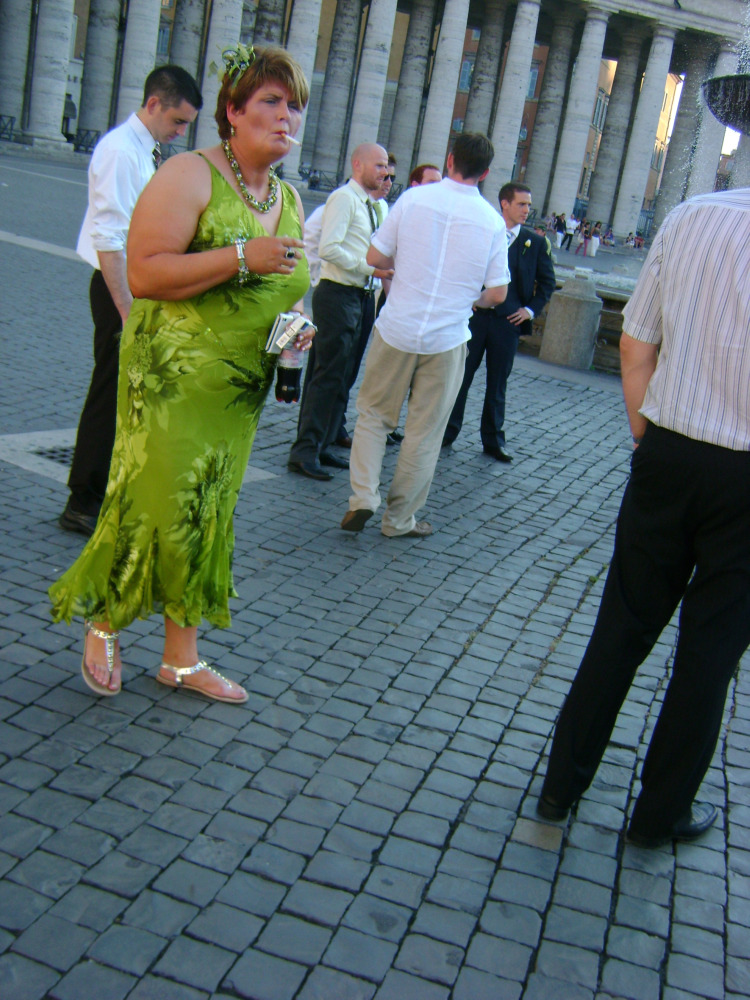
left=284, top=248, right=296, bottom=260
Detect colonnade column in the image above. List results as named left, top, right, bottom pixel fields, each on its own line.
left=523, top=7, right=577, bottom=214
left=26, top=0, right=76, bottom=145
left=283, top=0, right=325, bottom=178
left=585, top=26, right=645, bottom=227
left=612, top=26, right=675, bottom=236
left=730, top=133, right=750, bottom=188
left=78, top=0, right=121, bottom=134
left=346, top=0, right=400, bottom=160
left=485, top=0, right=541, bottom=191
left=463, top=0, right=508, bottom=134
left=253, top=0, right=284, bottom=46
left=416, top=0, right=471, bottom=166
left=311, top=0, right=362, bottom=178
left=545, top=6, right=609, bottom=217
left=0, top=0, right=33, bottom=124
left=651, top=37, right=715, bottom=230
left=170, top=0, right=206, bottom=81
left=387, top=0, right=435, bottom=173
left=194, top=0, right=244, bottom=148
left=685, top=43, right=738, bottom=198
left=115, top=0, right=162, bottom=122
left=240, top=1, right=258, bottom=43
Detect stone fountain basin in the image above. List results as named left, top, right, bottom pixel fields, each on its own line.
left=702, top=74, right=750, bottom=134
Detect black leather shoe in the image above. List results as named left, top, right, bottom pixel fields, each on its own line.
left=387, top=429, right=404, bottom=445
left=483, top=445, right=512, bottom=462
left=335, top=435, right=353, bottom=449
left=536, top=794, right=572, bottom=822
left=341, top=508, right=374, bottom=532
left=59, top=501, right=98, bottom=537
left=627, top=802, right=718, bottom=848
left=441, top=437, right=454, bottom=449
left=287, top=460, right=333, bottom=481
left=320, top=451, right=349, bottom=469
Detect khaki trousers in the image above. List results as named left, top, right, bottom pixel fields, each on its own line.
left=349, top=330, right=466, bottom=536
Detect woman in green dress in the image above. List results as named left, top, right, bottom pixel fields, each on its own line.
left=50, top=46, right=312, bottom=704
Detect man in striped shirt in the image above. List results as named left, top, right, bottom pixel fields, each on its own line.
left=537, top=187, right=750, bottom=847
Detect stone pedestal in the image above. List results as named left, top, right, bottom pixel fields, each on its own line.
left=540, top=270, right=602, bottom=369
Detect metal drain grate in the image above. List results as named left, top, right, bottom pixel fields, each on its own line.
left=34, top=445, right=74, bottom=466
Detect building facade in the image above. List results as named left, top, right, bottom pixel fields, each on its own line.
left=0, top=0, right=747, bottom=237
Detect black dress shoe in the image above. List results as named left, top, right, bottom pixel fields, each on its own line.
left=319, top=451, right=349, bottom=469
left=627, top=802, right=718, bottom=848
left=59, top=500, right=98, bottom=537
left=287, top=460, right=333, bottom=481
left=341, top=508, right=374, bottom=532
left=335, top=435, right=353, bottom=449
left=536, top=793, right=572, bottom=822
left=483, top=445, right=512, bottom=463
left=388, top=429, right=404, bottom=443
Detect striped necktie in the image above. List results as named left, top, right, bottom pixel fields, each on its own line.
left=152, top=142, right=162, bottom=170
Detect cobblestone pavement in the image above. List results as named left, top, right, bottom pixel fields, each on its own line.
left=1, top=150, right=749, bottom=1000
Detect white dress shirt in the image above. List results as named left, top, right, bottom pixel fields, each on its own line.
left=623, top=188, right=750, bottom=451
left=318, top=178, right=380, bottom=286
left=304, top=204, right=325, bottom=288
left=371, top=177, right=510, bottom=354
left=76, top=112, right=157, bottom=269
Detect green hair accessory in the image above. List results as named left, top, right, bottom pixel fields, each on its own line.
left=209, top=43, right=256, bottom=90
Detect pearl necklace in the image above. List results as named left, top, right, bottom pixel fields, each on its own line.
left=222, top=139, right=278, bottom=213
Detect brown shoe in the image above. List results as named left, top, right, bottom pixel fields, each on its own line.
left=341, top=508, right=374, bottom=532
left=385, top=521, right=433, bottom=537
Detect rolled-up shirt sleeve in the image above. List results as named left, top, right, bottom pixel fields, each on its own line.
left=89, top=147, right=145, bottom=255
left=318, top=186, right=375, bottom=279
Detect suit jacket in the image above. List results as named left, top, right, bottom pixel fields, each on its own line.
left=502, top=227, right=557, bottom=337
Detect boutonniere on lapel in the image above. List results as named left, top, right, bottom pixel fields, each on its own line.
left=521, top=239, right=532, bottom=255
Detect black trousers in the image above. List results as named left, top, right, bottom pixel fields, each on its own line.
left=67, top=270, right=122, bottom=514
left=443, top=308, right=518, bottom=449
left=560, top=232, right=574, bottom=251
left=542, top=424, right=750, bottom=837
left=291, top=279, right=366, bottom=462
left=338, top=291, right=376, bottom=439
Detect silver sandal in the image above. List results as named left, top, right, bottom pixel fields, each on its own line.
left=82, top=620, right=121, bottom=696
left=156, top=661, right=248, bottom=704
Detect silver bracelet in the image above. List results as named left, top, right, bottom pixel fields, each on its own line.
left=234, top=238, right=250, bottom=285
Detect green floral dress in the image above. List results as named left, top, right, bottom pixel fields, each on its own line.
left=50, top=160, right=309, bottom=630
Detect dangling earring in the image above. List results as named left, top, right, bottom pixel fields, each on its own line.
left=230, top=124, right=236, bottom=138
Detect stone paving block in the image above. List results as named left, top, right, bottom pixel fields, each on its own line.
left=342, top=892, right=410, bottom=943
left=0, top=952, right=60, bottom=1000
left=489, top=868, right=553, bottom=913
left=323, top=926, right=398, bottom=982
left=605, top=925, right=665, bottom=968
left=0, top=758, right=55, bottom=791
left=0, top=880, right=52, bottom=931
left=152, top=858, right=227, bottom=907
left=601, top=957, right=661, bottom=1000
left=188, top=901, right=263, bottom=952
left=168, top=779, right=231, bottom=813
left=148, top=802, right=210, bottom=841
left=216, top=870, right=287, bottom=917
left=256, top=912, right=332, bottom=965
left=534, top=939, right=600, bottom=990
left=281, top=878, right=353, bottom=926
left=222, top=948, right=307, bottom=1000
left=7, top=849, right=84, bottom=902
left=84, top=851, right=159, bottom=899
left=411, top=902, right=476, bottom=948
left=48, top=959, right=136, bottom=1000
left=323, top=823, right=382, bottom=862
left=522, top=971, right=595, bottom=999
left=394, top=932, right=463, bottom=986
left=123, top=890, right=198, bottom=937
left=12, top=912, right=95, bottom=971
left=374, top=968, right=450, bottom=999
left=43, top=823, right=115, bottom=867
left=727, top=952, right=750, bottom=995
left=614, top=894, right=670, bottom=937
left=266, top=817, right=326, bottom=856
left=14, top=787, right=88, bottom=829
left=298, top=965, right=376, bottom=999
left=281, top=794, right=342, bottom=830
left=391, top=811, right=450, bottom=848
left=0, top=815, right=52, bottom=860
left=86, top=924, right=166, bottom=976
left=78, top=797, right=148, bottom=839
left=479, top=900, right=542, bottom=947
left=49, top=884, right=129, bottom=932
left=126, top=977, right=208, bottom=1000
left=559, top=846, right=618, bottom=887
left=153, top=934, right=237, bottom=992
left=202, top=809, right=265, bottom=846
left=666, top=952, right=724, bottom=999
left=365, top=864, right=427, bottom=909
left=304, top=850, right=370, bottom=892
left=553, top=874, right=612, bottom=918
left=118, top=824, right=188, bottom=867
left=452, top=966, right=522, bottom=1000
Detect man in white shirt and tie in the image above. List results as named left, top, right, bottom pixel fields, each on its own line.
left=288, top=143, right=392, bottom=480
left=341, top=132, right=510, bottom=537
left=60, top=66, right=202, bottom=536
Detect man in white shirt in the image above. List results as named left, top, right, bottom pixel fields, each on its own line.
left=538, top=184, right=750, bottom=847
left=60, top=66, right=202, bottom=536
left=340, top=132, right=510, bottom=538
left=288, top=143, right=392, bottom=480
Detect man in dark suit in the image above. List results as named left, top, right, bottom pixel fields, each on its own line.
left=443, top=182, right=555, bottom=461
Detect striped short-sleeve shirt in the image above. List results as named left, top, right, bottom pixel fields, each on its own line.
left=622, top=188, right=750, bottom=451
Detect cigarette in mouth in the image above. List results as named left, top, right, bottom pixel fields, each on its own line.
left=286, top=135, right=301, bottom=145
